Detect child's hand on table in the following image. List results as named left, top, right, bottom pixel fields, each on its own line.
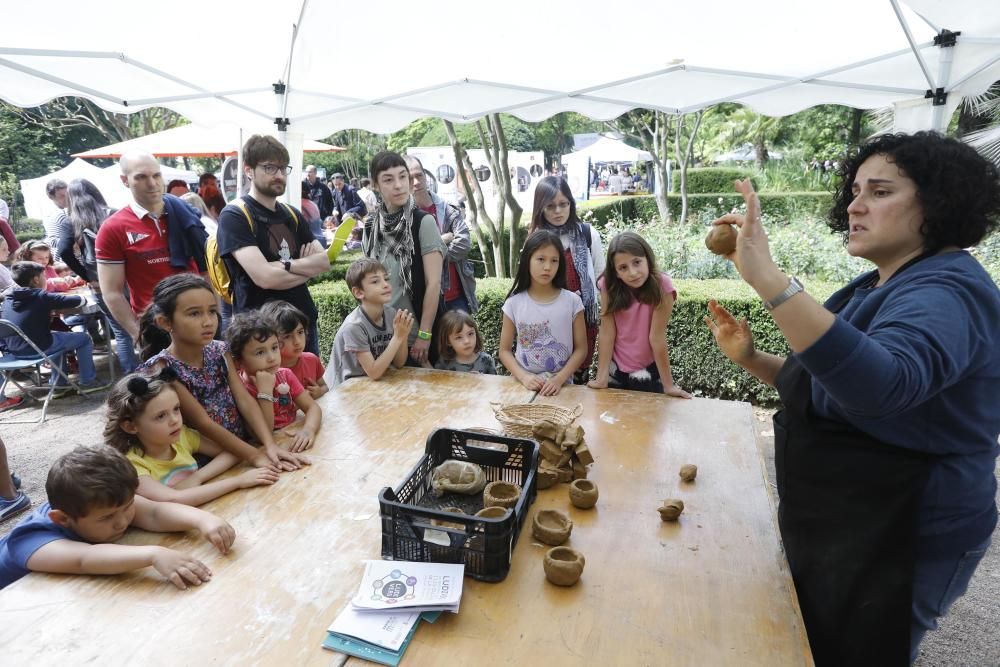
left=665, top=385, right=692, bottom=399
left=199, top=515, right=236, bottom=555
left=288, top=429, right=314, bottom=452
left=538, top=375, right=564, bottom=397
left=151, top=547, right=212, bottom=590
left=238, top=466, right=280, bottom=489
left=587, top=377, right=609, bottom=389
left=516, top=372, right=544, bottom=392
left=305, top=380, right=328, bottom=400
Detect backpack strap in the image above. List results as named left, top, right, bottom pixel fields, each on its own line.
left=581, top=222, right=593, bottom=251
left=235, top=200, right=255, bottom=233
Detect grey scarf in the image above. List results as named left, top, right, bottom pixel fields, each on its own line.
left=363, top=194, right=417, bottom=299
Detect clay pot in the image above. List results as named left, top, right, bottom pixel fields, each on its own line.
left=431, top=506, right=466, bottom=530
left=705, top=224, right=737, bottom=256
left=483, top=481, right=521, bottom=509
left=532, top=509, right=573, bottom=546
left=679, top=464, right=698, bottom=482
left=568, top=479, right=599, bottom=509
left=543, top=547, right=586, bottom=587
left=475, top=506, right=509, bottom=520
left=657, top=498, right=685, bottom=521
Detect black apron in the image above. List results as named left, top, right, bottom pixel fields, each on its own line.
left=773, top=255, right=936, bottom=666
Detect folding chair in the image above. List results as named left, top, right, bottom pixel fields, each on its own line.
left=0, top=319, right=81, bottom=424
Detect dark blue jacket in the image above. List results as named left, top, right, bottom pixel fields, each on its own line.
left=1, top=288, right=84, bottom=356
left=332, top=185, right=367, bottom=218
left=162, top=194, right=208, bottom=272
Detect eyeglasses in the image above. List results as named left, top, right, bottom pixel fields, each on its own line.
left=257, top=164, right=293, bottom=176
left=544, top=202, right=571, bottom=212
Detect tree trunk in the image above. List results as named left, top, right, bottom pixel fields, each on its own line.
left=444, top=120, right=500, bottom=277
left=848, top=108, right=864, bottom=148
left=675, top=110, right=704, bottom=225
left=754, top=135, right=769, bottom=168
left=488, top=114, right=524, bottom=275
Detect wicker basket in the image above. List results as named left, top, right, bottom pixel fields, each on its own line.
left=490, top=402, right=583, bottom=439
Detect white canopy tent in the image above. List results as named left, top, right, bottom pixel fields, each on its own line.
left=2, top=0, right=1000, bottom=187
left=72, top=124, right=344, bottom=159
left=568, top=136, right=653, bottom=164
left=19, top=159, right=198, bottom=220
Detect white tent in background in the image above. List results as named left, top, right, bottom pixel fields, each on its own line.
left=2, top=0, right=999, bottom=195
left=19, top=158, right=122, bottom=220
left=568, top=136, right=653, bottom=164
left=73, top=124, right=345, bottom=159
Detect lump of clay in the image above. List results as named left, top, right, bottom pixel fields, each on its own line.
left=705, top=224, right=737, bottom=256
left=543, top=547, right=586, bottom=586
left=483, top=480, right=521, bottom=509
left=475, top=506, right=509, bottom=520
left=657, top=498, right=685, bottom=521
left=536, top=465, right=559, bottom=490
left=532, top=419, right=562, bottom=442
left=679, top=464, right=698, bottom=482
left=430, top=460, right=487, bottom=497
left=532, top=509, right=573, bottom=546
left=562, top=424, right=584, bottom=447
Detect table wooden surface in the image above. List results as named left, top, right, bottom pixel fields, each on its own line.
left=0, top=369, right=811, bottom=666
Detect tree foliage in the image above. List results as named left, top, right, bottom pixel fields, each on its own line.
left=10, top=98, right=185, bottom=143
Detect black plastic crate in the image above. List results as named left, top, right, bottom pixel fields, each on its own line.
left=379, top=428, right=538, bottom=582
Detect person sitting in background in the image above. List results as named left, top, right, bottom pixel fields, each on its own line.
left=1, top=261, right=102, bottom=391
left=166, top=180, right=190, bottom=196
left=344, top=226, right=363, bottom=251
left=0, top=435, right=29, bottom=523
left=198, top=184, right=227, bottom=222
left=0, top=197, right=19, bottom=256
left=300, top=181, right=327, bottom=248
left=12, top=241, right=84, bottom=292
left=0, top=446, right=235, bottom=589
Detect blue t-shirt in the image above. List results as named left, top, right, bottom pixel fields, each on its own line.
left=0, top=503, right=82, bottom=589
left=797, top=251, right=1000, bottom=555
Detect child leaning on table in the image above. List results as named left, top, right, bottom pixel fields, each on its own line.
left=325, top=258, right=414, bottom=389
left=0, top=261, right=101, bottom=391
left=259, top=300, right=329, bottom=400
left=588, top=231, right=691, bottom=398
left=226, top=311, right=322, bottom=453
left=0, top=446, right=235, bottom=590
left=434, top=309, right=496, bottom=375
left=104, top=371, right=279, bottom=506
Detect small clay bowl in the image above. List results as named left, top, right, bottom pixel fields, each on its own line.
left=431, top=506, right=466, bottom=530
left=475, top=506, right=509, bottom=520
left=483, top=481, right=521, bottom=509
left=543, top=546, right=586, bottom=586
left=568, top=479, right=599, bottom=509
left=532, top=509, right=573, bottom=546
left=657, top=498, right=685, bottom=521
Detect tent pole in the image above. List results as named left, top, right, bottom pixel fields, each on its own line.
left=889, top=0, right=936, bottom=90
left=931, top=33, right=957, bottom=132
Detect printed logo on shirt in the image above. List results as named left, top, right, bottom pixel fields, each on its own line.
left=126, top=232, right=151, bottom=245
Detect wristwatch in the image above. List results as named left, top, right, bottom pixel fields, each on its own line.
left=763, top=276, right=804, bottom=311
left=282, top=260, right=292, bottom=272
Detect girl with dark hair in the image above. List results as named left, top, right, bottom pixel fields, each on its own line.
left=499, top=231, right=586, bottom=396
left=362, top=151, right=445, bottom=366
left=137, top=274, right=308, bottom=473
left=528, top=176, right=604, bottom=383
left=588, top=232, right=689, bottom=397
left=104, top=372, right=278, bottom=506
left=704, top=132, right=1000, bottom=664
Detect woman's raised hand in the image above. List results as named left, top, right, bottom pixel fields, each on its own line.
left=703, top=299, right=756, bottom=365
left=712, top=179, right=778, bottom=290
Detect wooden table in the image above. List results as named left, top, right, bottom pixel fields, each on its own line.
left=0, top=370, right=811, bottom=666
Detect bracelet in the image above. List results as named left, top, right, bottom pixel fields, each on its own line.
left=256, top=392, right=277, bottom=403
left=417, top=330, right=433, bottom=341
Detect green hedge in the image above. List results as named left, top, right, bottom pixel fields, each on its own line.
left=580, top=193, right=832, bottom=226
left=310, top=276, right=839, bottom=404
left=309, top=249, right=363, bottom=286
left=672, top=167, right=756, bottom=193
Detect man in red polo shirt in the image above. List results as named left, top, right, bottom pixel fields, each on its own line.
left=96, top=152, right=202, bottom=341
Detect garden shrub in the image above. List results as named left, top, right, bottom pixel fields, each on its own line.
left=579, top=193, right=832, bottom=227
left=309, top=276, right=839, bottom=404
left=673, top=167, right=756, bottom=193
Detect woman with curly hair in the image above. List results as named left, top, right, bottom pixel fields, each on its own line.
left=703, top=132, right=1000, bottom=665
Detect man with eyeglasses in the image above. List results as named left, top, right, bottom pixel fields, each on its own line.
left=96, top=152, right=208, bottom=343
left=216, top=135, right=330, bottom=355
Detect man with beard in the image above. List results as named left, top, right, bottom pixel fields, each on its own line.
left=217, top=135, right=329, bottom=355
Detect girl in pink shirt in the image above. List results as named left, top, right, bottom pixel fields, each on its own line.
left=589, top=232, right=690, bottom=398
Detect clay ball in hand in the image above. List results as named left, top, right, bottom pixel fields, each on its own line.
left=705, top=224, right=737, bottom=256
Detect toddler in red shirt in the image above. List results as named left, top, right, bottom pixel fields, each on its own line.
left=225, top=311, right=322, bottom=453
left=260, top=301, right=329, bottom=400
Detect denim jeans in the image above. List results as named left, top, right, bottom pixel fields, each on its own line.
left=444, top=293, right=471, bottom=314
left=910, top=536, right=992, bottom=662
left=45, top=331, right=97, bottom=385
left=307, top=320, right=320, bottom=357
left=92, top=290, right=139, bottom=373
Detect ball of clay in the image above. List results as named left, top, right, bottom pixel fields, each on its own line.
left=705, top=224, right=737, bottom=256
left=483, top=480, right=521, bottom=509
left=657, top=498, right=685, bottom=521
left=568, top=479, right=599, bottom=509
left=475, top=506, right=509, bottom=520
left=532, top=509, right=573, bottom=546
left=430, top=460, right=487, bottom=497
left=543, top=547, right=586, bottom=587
left=679, top=464, right=698, bottom=482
